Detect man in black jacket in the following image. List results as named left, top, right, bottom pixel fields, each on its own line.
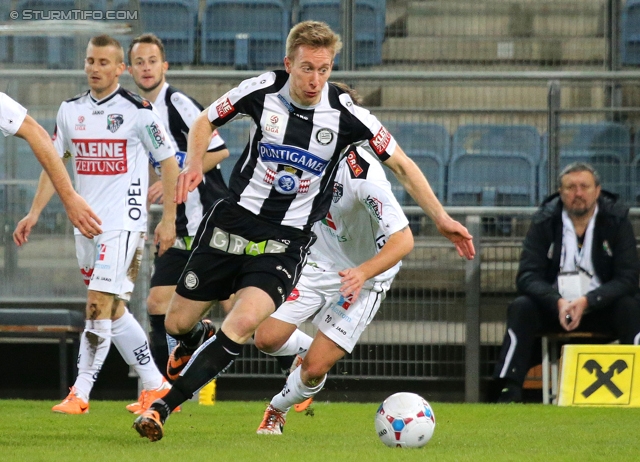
left=494, top=162, right=640, bottom=403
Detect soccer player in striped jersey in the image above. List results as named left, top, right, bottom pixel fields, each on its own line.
left=134, top=21, right=474, bottom=441
left=126, top=34, right=231, bottom=408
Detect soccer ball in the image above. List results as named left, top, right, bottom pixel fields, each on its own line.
left=375, top=392, right=436, bottom=448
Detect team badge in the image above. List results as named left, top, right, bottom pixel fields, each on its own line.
left=333, top=182, right=343, bottom=203
left=183, top=271, right=199, bottom=290
left=273, top=170, right=300, bottom=195
left=316, top=128, right=333, bottom=145
left=107, top=114, right=123, bottom=133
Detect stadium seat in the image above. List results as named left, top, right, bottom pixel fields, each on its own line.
left=0, top=3, right=11, bottom=62
left=448, top=125, right=540, bottom=206
left=13, top=0, right=107, bottom=68
left=297, top=0, right=385, bottom=67
left=201, top=0, right=289, bottom=68
left=540, top=123, right=631, bottom=203
left=112, top=0, right=198, bottom=64
left=622, top=0, right=640, bottom=65
left=216, top=118, right=252, bottom=184
left=383, top=121, right=450, bottom=203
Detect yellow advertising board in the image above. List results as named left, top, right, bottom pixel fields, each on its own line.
left=557, top=345, right=640, bottom=407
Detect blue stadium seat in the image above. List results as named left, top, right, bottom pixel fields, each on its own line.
left=215, top=118, right=252, bottom=184
left=448, top=125, right=540, bottom=206
left=13, top=0, right=107, bottom=68
left=540, top=123, right=631, bottom=202
left=201, top=0, right=289, bottom=68
left=113, top=0, right=198, bottom=64
left=297, top=0, right=385, bottom=67
left=384, top=121, right=449, bottom=203
left=622, top=0, right=640, bottom=65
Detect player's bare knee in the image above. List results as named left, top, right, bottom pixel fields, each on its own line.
left=254, top=330, right=279, bottom=353
left=301, top=363, right=328, bottom=384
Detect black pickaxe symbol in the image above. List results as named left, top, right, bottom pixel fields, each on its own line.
left=581, top=359, right=628, bottom=398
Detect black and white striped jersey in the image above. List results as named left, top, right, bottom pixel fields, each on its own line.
left=150, top=83, right=229, bottom=237
left=206, top=70, right=397, bottom=231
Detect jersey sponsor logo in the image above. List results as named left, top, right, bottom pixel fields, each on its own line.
left=183, top=271, right=199, bottom=289
left=322, top=211, right=337, bottom=230
left=274, top=170, right=300, bottom=195
left=346, top=150, right=363, bottom=177
left=264, top=111, right=284, bottom=134
left=80, top=267, right=93, bottom=286
left=98, top=243, right=107, bottom=261
left=72, top=139, right=127, bottom=175
left=106, top=114, right=124, bottom=133
left=333, top=182, right=343, bottom=203
left=264, top=168, right=310, bottom=194
left=76, top=115, right=86, bottom=130
left=276, top=265, right=292, bottom=279
left=145, top=121, right=165, bottom=149
left=127, top=178, right=143, bottom=220
left=370, top=125, right=391, bottom=155
left=258, top=142, right=329, bottom=176
left=365, top=195, right=383, bottom=221
left=216, top=97, right=234, bottom=118
left=316, top=128, right=334, bottom=145
left=92, top=110, right=104, bottom=115
left=286, top=288, right=300, bottom=302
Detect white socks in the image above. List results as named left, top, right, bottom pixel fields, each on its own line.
left=269, top=329, right=313, bottom=358
left=74, top=319, right=112, bottom=401
left=111, top=309, right=164, bottom=391
left=270, top=365, right=326, bottom=412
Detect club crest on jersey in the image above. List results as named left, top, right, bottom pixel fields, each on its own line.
left=333, top=182, right=343, bottom=203
left=259, top=142, right=329, bottom=176
left=316, top=128, right=333, bottom=145
left=107, top=114, right=124, bottom=133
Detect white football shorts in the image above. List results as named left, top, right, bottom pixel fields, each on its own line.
left=272, top=265, right=391, bottom=353
left=75, top=230, right=145, bottom=301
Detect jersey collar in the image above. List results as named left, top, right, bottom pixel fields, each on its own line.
left=89, top=85, right=120, bottom=106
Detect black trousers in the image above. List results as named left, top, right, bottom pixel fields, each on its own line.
left=492, top=294, right=640, bottom=386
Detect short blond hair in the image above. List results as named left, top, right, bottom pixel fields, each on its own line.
left=286, top=21, right=342, bottom=60
left=89, top=34, right=124, bottom=63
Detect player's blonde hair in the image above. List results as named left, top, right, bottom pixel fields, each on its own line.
left=286, top=21, right=342, bottom=61
left=89, top=34, right=125, bottom=64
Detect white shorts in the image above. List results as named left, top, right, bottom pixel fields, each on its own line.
left=75, top=230, right=146, bottom=301
left=271, top=265, right=390, bottom=353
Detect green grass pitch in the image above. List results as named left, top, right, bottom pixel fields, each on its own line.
left=1, top=399, right=638, bottom=462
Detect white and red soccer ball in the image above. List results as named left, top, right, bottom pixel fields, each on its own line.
left=375, top=392, right=436, bottom=448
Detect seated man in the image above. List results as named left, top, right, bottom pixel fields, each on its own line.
left=493, top=162, right=640, bottom=403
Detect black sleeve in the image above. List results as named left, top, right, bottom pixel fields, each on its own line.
left=516, top=221, right=562, bottom=308
left=586, top=217, right=640, bottom=311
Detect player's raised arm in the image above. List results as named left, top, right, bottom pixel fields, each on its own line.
left=383, top=144, right=475, bottom=260
left=177, top=110, right=215, bottom=204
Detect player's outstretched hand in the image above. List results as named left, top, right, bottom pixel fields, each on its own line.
left=13, top=213, right=39, bottom=247
left=175, top=167, right=203, bottom=205
left=63, top=193, right=102, bottom=240
left=435, top=215, right=475, bottom=260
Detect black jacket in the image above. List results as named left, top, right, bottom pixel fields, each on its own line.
left=516, top=190, right=640, bottom=312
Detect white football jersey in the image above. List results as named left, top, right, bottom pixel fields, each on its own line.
left=309, top=146, right=409, bottom=286
left=0, top=92, right=28, bottom=137
left=53, top=85, right=176, bottom=233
